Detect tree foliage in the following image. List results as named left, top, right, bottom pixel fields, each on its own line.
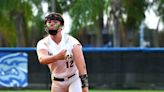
left=0, top=0, right=44, bottom=47
left=123, top=0, right=148, bottom=30
left=0, top=0, right=33, bottom=46
left=0, top=0, right=163, bottom=47
left=154, top=0, right=164, bottom=22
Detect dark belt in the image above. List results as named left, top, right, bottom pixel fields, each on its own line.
left=53, top=74, right=75, bottom=81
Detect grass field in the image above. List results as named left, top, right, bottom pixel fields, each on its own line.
left=1, top=90, right=164, bottom=92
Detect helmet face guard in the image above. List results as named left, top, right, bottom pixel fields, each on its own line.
left=44, top=13, right=64, bottom=35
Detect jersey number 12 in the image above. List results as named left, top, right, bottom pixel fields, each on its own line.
left=66, top=60, right=74, bottom=68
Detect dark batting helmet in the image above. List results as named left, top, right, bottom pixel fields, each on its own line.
left=45, top=12, right=64, bottom=25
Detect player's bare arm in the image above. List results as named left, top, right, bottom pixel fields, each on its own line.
left=72, top=44, right=87, bottom=74
left=72, top=44, right=89, bottom=92
left=37, top=49, right=67, bottom=64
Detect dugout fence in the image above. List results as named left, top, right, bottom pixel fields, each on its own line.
left=0, top=47, right=164, bottom=90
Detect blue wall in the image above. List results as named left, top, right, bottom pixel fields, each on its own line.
left=0, top=47, right=164, bottom=89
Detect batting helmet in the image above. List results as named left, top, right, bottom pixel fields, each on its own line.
left=45, top=12, right=64, bottom=25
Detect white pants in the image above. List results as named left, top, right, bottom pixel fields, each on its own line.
left=51, top=74, right=82, bottom=92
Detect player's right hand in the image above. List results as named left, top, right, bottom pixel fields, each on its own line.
left=56, top=49, right=67, bottom=60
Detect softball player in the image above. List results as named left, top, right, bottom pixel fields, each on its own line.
left=36, top=12, right=88, bottom=92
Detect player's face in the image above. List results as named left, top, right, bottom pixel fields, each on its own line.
left=46, top=20, right=61, bottom=30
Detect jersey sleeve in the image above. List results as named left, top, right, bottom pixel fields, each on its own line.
left=68, top=35, right=82, bottom=49
left=36, top=39, right=48, bottom=51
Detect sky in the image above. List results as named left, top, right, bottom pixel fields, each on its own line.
left=145, top=8, right=163, bottom=30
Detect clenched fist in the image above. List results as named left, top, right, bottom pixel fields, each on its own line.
left=56, top=49, right=67, bottom=60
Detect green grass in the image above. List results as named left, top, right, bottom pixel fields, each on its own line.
left=1, top=90, right=164, bottom=92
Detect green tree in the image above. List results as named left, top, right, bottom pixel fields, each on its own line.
left=121, top=0, right=148, bottom=47
left=58, top=0, right=109, bottom=46
left=151, top=0, right=164, bottom=47
left=57, top=0, right=148, bottom=47
left=0, top=0, right=33, bottom=47
left=0, top=0, right=45, bottom=47
left=0, top=0, right=163, bottom=47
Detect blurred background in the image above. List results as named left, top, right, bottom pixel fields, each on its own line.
left=0, top=0, right=163, bottom=47
left=0, top=0, right=164, bottom=91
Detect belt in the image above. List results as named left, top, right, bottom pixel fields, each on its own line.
left=53, top=74, right=75, bottom=81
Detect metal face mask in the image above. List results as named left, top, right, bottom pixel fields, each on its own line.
left=45, top=13, right=64, bottom=35
left=46, top=22, right=60, bottom=35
